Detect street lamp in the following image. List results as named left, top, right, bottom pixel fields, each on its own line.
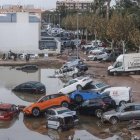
left=59, top=13, right=61, bottom=28
left=49, top=14, right=51, bottom=24
left=76, top=12, right=81, bottom=59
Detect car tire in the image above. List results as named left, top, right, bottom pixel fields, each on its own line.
left=95, top=109, right=103, bottom=118
left=73, top=74, right=77, bottom=79
left=110, top=117, right=118, bottom=125
left=32, top=107, right=40, bottom=117
left=61, top=101, right=69, bottom=108
left=119, top=101, right=126, bottom=106
left=113, top=72, right=118, bottom=76
left=111, top=100, right=116, bottom=108
left=57, top=126, right=62, bottom=132
left=74, top=95, right=83, bottom=103
left=94, top=57, right=97, bottom=61
left=77, top=85, right=82, bottom=90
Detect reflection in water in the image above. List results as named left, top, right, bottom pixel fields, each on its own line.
left=23, top=116, right=75, bottom=140
left=13, top=92, right=44, bottom=103
left=0, top=67, right=134, bottom=140
left=0, top=116, right=19, bottom=129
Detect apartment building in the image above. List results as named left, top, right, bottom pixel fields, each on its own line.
left=56, top=0, right=93, bottom=11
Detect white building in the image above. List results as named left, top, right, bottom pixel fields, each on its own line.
left=0, top=12, right=40, bottom=53
left=56, top=0, right=93, bottom=11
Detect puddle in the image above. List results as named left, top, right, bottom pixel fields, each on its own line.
left=0, top=67, right=138, bottom=140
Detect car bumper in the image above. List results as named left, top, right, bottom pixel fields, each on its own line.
left=23, top=109, right=32, bottom=115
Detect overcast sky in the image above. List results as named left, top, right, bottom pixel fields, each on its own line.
left=0, top=0, right=116, bottom=10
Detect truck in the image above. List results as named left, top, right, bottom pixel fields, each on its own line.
left=108, top=53, right=140, bottom=76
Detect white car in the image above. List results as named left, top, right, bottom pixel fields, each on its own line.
left=46, top=107, right=78, bottom=123
left=89, top=47, right=105, bottom=54
left=59, top=77, right=93, bottom=94
left=88, top=52, right=108, bottom=61
left=54, top=67, right=79, bottom=78
left=62, top=59, right=83, bottom=68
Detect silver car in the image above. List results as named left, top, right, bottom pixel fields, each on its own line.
left=84, top=82, right=110, bottom=93
left=102, top=103, right=140, bottom=124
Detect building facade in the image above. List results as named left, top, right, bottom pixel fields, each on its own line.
left=56, top=0, right=93, bottom=11
left=0, top=12, right=40, bottom=53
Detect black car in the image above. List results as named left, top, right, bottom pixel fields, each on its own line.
left=77, top=96, right=116, bottom=118
left=12, top=81, right=46, bottom=94
left=16, top=65, right=38, bottom=71
left=76, top=64, right=88, bottom=72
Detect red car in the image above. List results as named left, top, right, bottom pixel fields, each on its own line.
left=0, top=103, right=19, bottom=121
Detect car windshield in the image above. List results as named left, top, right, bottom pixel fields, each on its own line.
left=96, top=83, right=107, bottom=88
left=115, top=106, right=124, bottom=112
left=57, top=109, right=70, bottom=114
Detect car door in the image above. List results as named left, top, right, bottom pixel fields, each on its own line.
left=63, top=80, right=78, bottom=93
left=119, top=105, right=135, bottom=121
left=37, top=95, right=51, bottom=110
left=48, top=116, right=59, bottom=129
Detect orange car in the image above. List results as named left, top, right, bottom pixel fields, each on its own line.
left=23, top=93, right=70, bottom=117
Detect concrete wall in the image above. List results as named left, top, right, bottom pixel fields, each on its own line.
left=0, top=12, right=40, bottom=53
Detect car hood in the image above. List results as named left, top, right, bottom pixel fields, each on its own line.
left=62, top=111, right=76, bottom=116
left=103, top=109, right=117, bottom=115
left=108, top=65, right=113, bottom=70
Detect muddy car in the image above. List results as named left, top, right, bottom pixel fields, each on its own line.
left=47, top=115, right=76, bottom=131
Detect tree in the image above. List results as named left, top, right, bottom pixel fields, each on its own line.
left=129, top=28, right=140, bottom=52
left=107, top=13, right=135, bottom=53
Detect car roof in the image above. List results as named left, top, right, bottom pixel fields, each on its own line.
left=22, top=81, right=40, bottom=85
left=123, top=103, right=140, bottom=107
left=48, top=107, right=68, bottom=111
left=0, top=103, right=13, bottom=110
left=104, top=87, right=131, bottom=91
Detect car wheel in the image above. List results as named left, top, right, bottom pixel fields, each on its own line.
left=110, top=117, right=118, bottom=125
left=113, top=72, right=118, bottom=76
left=57, top=126, right=62, bottom=132
left=111, top=100, right=116, bottom=108
left=94, top=57, right=97, bottom=61
left=32, top=108, right=40, bottom=117
left=74, top=95, right=83, bottom=103
left=77, top=85, right=82, bottom=90
left=73, top=74, right=77, bottom=79
left=119, top=101, right=126, bottom=106
left=61, top=101, right=69, bottom=108
left=95, top=109, right=103, bottom=118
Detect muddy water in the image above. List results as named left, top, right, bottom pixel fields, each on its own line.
left=0, top=67, right=133, bottom=140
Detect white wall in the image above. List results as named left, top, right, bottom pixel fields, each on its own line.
left=0, top=12, right=40, bottom=53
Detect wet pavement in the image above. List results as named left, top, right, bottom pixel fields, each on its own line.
left=0, top=67, right=139, bottom=140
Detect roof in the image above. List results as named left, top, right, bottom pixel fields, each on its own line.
left=0, top=103, right=13, bottom=110
left=49, top=107, right=68, bottom=111
left=104, top=87, right=131, bottom=91
left=0, top=13, right=40, bottom=22
left=122, top=102, right=140, bottom=107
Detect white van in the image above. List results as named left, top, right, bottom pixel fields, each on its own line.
left=101, top=87, right=133, bottom=106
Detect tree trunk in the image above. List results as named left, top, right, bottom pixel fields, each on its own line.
left=111, top=39, right=114, bottom=52
left=106, top=0, right=111, bottom=21
left=122, top=40, right=126, bottom=54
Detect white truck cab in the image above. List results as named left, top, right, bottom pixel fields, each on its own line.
left=108, top=53, right=140, bottom=76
